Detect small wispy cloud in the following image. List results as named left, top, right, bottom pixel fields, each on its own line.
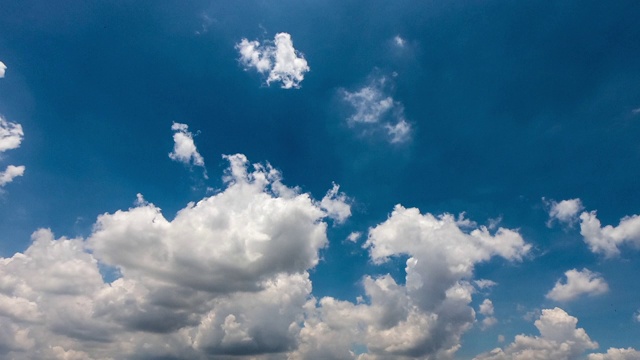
left=341, top=74, right=411, bottom=143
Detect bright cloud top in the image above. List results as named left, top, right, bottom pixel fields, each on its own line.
left=236, top=32, right=309, bottom=89
left=546, top=268, right=609, bottom=302
left=546, top=198, right=584, bottom=227
left=0, top=61, right=6, bottom=78
left=474, top=307, right=598, bottom=360
left=342, top=75, right=411, bottom=143
left=589, top=348, right=640, bottom=360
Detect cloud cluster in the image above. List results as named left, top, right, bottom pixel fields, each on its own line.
left=293, top=206, right=530, bottom=359
left=589, top=348, right=640, bottom=360
left=236, top=33, right=309, bottom=89
left=474, top=307, right=598, bottom=360
left=546, top=198, right=640, bottom=258
left=546, top=268, right=608, bottom=302
left=0, top=153, right=352, bottom=359
left=0, top=116, right=25, bottom=189
left=341, top=76, right=411, bottom=143
left=0, top=153, right=539, bottom=358
left=479, top=299, right=498, bottom=329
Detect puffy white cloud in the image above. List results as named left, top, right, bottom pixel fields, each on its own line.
left=341, top=76, right=412, bottom=143
left=579, top=211, right=640, bottom=258
left=236, top=32, right=309, bottom=89
left=0, top=116, right=23, bottom=153
left=588, top=347, right=640, bottom=360
left=168, top=122, right=206, bottom=173
left=291, top=206, right=530, bottom=359
left=0, top=154, right=350, bottom=359
left=0, top=61, right=6, bottom=78
left=479, top=299, right=497, bottom=329
left=546, top=268, right=609, bottom=302
left=474, top=308, right=598, bottom=360
left=546, top=198, right=584, bottom=227
left=0, top=164, right=25, bottom=186
left=319, top=183, right=351, bottom=224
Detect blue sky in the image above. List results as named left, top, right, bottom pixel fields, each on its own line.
left=1, top=1, right=640, bottom=359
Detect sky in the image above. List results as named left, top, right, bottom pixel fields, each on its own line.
left=1, top=1, right=640, bottom=359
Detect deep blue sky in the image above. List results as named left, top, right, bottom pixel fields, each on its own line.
left=1, top=1, right=639, bottom=359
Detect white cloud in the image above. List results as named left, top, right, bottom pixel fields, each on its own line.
left=0, top=116, right=25, bottom=189
left=0, top=116, right=23, bottom=153
left=0, top=165, right=25, bottom=187
left=0, top=61, right=6, bottom=78
left=479, top=299, right=497, bottom=329
left=546, top=198, right=584, bottom=227
left=346, top=231, right=362, bottom=242
left=546, top=268, right=608, bottom=302
left=474, top=307, right=598, bottom=360
left=342, top=76, right=412, bottom=143
left=579, top=211, right=640, bottom=258
left=0, top=154, right=350, bottom=359
left=394, top=35, right=406, bottom=47
left=474, top=279, right=498, bottom=289
left=319, top=183, right=351, bottom=224
left=168, top=122, right=206, bottom=177
left=236, top=32, right=309, bottom=89
left=291, top=206, right=530, bottom=359
left=588, top=348, right=640, bottom=360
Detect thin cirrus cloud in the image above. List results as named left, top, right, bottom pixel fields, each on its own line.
left=236, top=32, right=309, bottom=89
left=341, top=75, right=412, bottom=144
left=546, top=268, right=609, bottom=302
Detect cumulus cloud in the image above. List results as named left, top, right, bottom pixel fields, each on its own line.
left=546, top=268, right=609, bottom=302
left=589, top=348, right=640, bottom=360
left=394, top=35, right=406, bottom=47
left=479, top=299, right=497, bottom=329
left=579, top=210, right=640, bottom=258
left=291, top=206, right=530, bottom=359
left=0, top=165, right=25, bottom=187
left=168, top=122, right=206, bottom=177
left=0, top=116, right=23, bottom=153
left=342, top=75, right=412, bottom=143
left=474, top=307, right=598, bottom=360
left=545, top=198, right=584, bottom=227
left=236, top=32, right=309, bottom=89
left=0, top=154, right=350, bottom=359
left=0, top=61, right=6, bottom=78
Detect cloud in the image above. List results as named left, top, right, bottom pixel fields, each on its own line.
left=168, top=122, right=206, bottom=177
left=394, top=35, right=406, bottom=47
left=479, top=299, right=497, bottom=329
left=545, top=198, right=584, bottom=227
left=473, top=307, right=598, bottom=360
left=319, top=183, right=351, bottom=224
left=0, top=116, right=25, bottom=189
left=579, top=210, right=640, bottom=258
left=0, top=116, right=23, bottom=153
left=0, top=165, right=25, bottom=187
left=0, top=154, right=350, bottom=359
left=341, top=75, right=412, bottom=143
left=291, top=206, right=530, bottom=359
left=0, top=61, right=5, bottom=78
left=588, top=348, right=640, bottom=360
left=546, top=268, right=608, bottom=302
left=236, top=32, right=309, bottom=89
